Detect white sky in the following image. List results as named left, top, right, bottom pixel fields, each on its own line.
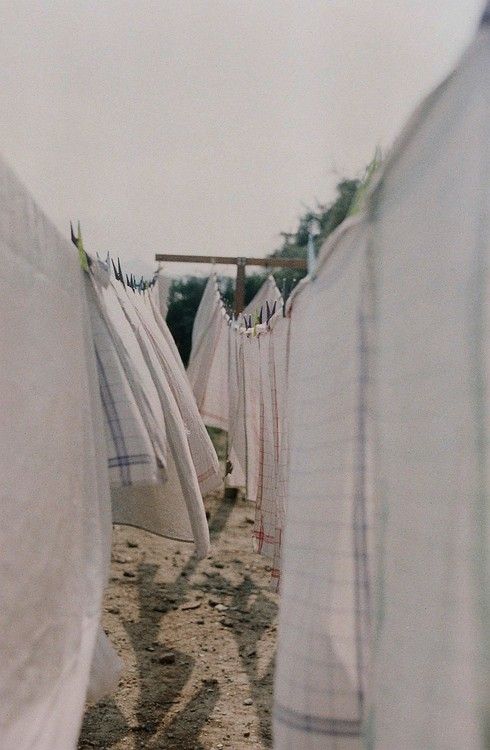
left=0, top=1, right=485, bottom=276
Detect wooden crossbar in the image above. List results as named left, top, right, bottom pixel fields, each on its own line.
left=155, top=253, right=307, bottom=315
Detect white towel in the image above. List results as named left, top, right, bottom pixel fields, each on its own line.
left=365, top=24, right=490, bottom=749
left=85, top=276, right=159, bottom=488
left=91, top=276, right=168, bottom=470
left=274, top=217, right=373, bottom=750
left=131, top=290, right=221, bottom=495
left=0, top=158, right=112, bottom=749
left=114, top=283, right=210, bottom=559
left=242, top=274, right=282, bottom=318
left=187, top=275, right=230, bottom=430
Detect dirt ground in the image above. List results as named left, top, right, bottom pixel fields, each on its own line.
left=79, top=487, right=278, bottom=750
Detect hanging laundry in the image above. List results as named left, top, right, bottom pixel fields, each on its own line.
left=226, top=323, right=247, bottom=489
left=111, top=280, right=210, bottom=558
left=242, top=274, right=282, bottom=319
left=187, top=274, right=230, bottom=430
left=251, top=316, right=289, bottom=591
left=274, top=216, right=373, bottom=750
left=0, top=158, right=113, bottom=750
left=364, top=16, right=490, bottom=749
left=149, top=269, right=171, bottom=319
left=90, top=271, right=168, bottom=470
left=130, top=289, right=221, bottom=495
left=241, top=328, right=262, bottom=503
left=85, top=268, right=159, bottom=488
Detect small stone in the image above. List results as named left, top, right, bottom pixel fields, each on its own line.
left=245, top=517, right=254, bottom=524
left=123, top=570, right=136, bottom=578
left=113, top=555, right=131, bottom=564
left=152, top=605, right=168, bottom=613
left=243, top=730, right=251, bottom=737
left=196, top=618, right=205, bottom=625
left=181, top=601, right=201, bottom=610
left=220, top=618, right=233, bottom=628
left=245, top=647, right=256, bottom=658
left=146, top=646, right=155, bottom=652
left=212, top=561, right=225, bottom=569
left=243, top=698, right=253, bottom=706
left=208, top=598, right=219, bottom=607
left=159, top=652, right=176, bottom=665
left=127, top=540, right=138, bottom=548
left=107, top=606, right=120, bottom=615
left=215, top=603, right=228, bottom=612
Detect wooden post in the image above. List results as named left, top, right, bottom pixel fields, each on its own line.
left=235, top=258, right=246, bottom=315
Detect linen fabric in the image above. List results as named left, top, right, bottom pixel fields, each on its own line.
left=0, top=159, right=112, bottom=749
left=242, top=274, right=282, bottom=319
left=130, top=289, right=221, bottom=495
left=91, top=276, right=168, bottom=471
left=226, top=325, right=247, bottom=489
left=150, top=271, right=171, bottom=319
left=85, top=276, right=159, bottom=488
left=250, top=316, right=289, bottom=589
left=112, top=282, right=210, bottom=559
left=365, top=25, right=490, bottom=749
left=187, top=275, right=230, bottom=430
left=274, top=217, right=373, bottom=750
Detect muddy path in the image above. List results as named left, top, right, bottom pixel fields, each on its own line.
left=79, top=489, right=278, bottom=750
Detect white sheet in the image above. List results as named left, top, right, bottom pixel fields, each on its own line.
left=365, top=24, right=490, bottom=749
left=274, top=217, right=373, bottom=750
left=0, top=158, right=112, bottom=749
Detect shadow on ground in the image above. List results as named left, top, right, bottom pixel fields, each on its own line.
left=79, top=494, right=277, bottom=749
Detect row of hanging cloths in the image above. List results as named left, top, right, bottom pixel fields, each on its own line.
left=86, top=251, right=220, bottom=556
left=231, top=312, right=290, bottom=590
left=187, top=273, right=288, bottom=588
left=274, top=12, right=490, bottom=750
left=0, top=159, right=220, bottom=748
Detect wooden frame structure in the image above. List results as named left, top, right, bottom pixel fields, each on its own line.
left=154, top=253, right=307, bottom=315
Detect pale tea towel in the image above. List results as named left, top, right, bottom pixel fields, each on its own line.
left=150, top=271, right=171, bottom=319
left=242, top=274, right=282, bottom=318
left=274, top=217, right=373, bottom=750
left=147, top=288, right=186, bottom=370
left=365, top=25, right=490, bottom=749
left=0, top=158, right=111, bottom=749
left=253, top=326, right=287, bottom=590
left=92, top=278, right=198, bottom=544
left=226, top=324, right=247, bottom=489
left=253, top=329, right=277, bottom=562
left=92, top=277, right=168, bottom=471
left=114, top=284, right=210, bottom=559
left=131, top=290, right=221, bottom=495
left=86, top=628, right=123, bottom=704
left=242, top=330, right=262, bottom=502
left=85, top=276, right=159, bottom=488
left=187, top=275, right=230, bottom=430
left=267, top=314, right=291, bottom=588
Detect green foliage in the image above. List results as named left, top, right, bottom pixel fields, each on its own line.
left=166, top=175, right=363, bottom=364
left=166, top=276, right=207, bottom=366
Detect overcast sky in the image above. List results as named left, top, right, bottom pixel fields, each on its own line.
left=0, top=1, right=485, bottom=276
